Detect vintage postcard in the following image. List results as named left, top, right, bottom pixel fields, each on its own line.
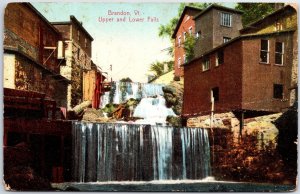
left=2, top=1, right=298, bottom=192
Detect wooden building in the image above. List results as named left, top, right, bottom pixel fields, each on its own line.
left=182, top=5, right=297, bottom=119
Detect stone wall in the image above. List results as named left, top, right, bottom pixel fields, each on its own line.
left=187, top=112, right=281, bottom=147
left=61, top=40, right=92, bottom=109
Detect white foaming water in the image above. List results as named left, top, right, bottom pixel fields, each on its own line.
left=133, top=95, right=176, bottom=125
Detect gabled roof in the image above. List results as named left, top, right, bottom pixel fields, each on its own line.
left=240, top=5, right=296, bottom=33
left=52, top=15, right=94, bottom=41
left=171, top=6, right=202, bottom=39
left=194, top=4, right=243, bottom=20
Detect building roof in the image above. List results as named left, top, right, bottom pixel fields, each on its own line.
left=171, top=6, right=202, bottom=39
left=240, top=5, right=296, bottom=33
left=183, top=29, right=296, bottom=67
left=194, top=4, right=243, bottom=20
left=52, top=15, right=94, bottom=41
left=25, top=3, right=60, bottom=35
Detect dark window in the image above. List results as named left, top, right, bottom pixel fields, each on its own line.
left=216, top=50, right=224, bottom=66
left=77, top=48, right=80, bottom=59
left=212, top=87, right=219, bottom=102
left=275, top=42, right=284, bottom=65
left=260, top=39, right=269, bottom=63
left=223, top=37, right=231, bottom=43
left=273, top=84, right=283, bottom=99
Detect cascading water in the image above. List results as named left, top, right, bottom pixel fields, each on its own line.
left=72, top=122, right=211, bottom=182
left=72, top=81, right=212, bottom=182
left=100, top=82, right=165, bottom=107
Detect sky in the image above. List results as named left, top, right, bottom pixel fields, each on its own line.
left=32, top=2, right=235, bottom=83
left=32, top=2, right=179, bottom=83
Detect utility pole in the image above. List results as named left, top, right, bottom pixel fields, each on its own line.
left=110, top=64, right=112, bottom=82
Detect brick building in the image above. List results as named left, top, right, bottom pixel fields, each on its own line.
left=182, top=5, right=297, bottom=120
left=172, top=6, right=202, bottom=77
left=52, top=16, right=94, bottom=109
left=193, top=4, right=243, bottom=57
left=3, top=3, right=69, bottom=107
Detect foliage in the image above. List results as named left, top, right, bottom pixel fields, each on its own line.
left=119, top=77, right=132, bottom=82
left=183, top=34, right=196, bottom=62
left=149, top=60, right=174, bottom=77
left=212, top=131, right=296, bottom=184
left=235, top=3, right=280, bottom=26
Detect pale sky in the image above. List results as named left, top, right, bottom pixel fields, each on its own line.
left=32, top=2, right=235, bottom=83
left=32, top=2, right=179, bottom=83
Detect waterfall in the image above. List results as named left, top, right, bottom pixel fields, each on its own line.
left=133, top=96, right=176, bottom=125
left=100, top=82, right=165, bottom=107
left=72, top=122, right=211, bottom=182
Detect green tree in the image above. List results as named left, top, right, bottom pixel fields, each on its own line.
left=119, top=77, right=132, bottom=82
left=235, top=3, right=281, bottom=26
left=149, top=61, right=164, bottom=77
left=149, top=60, right=174, bottom=77
left=183, top=34, right=196, bottom=62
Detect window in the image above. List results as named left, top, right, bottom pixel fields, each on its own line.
left=211, top=87, right=219, bottom=102
left=178, top=36, right=181, bottom=47
left=202, top=57, right=210, bottom=71
left=273, top=84, right=283, bottom=99
left=19, top=11, right=24, bottom=28
left=223, top=37, right=231, bottom=43
left=220, top=12, right=232, bottom=27
left=178, top=57, right=181, bottom=68
left=77, top=48, right=80, bottom=59
left=85, top=38, right=88, bottom=48
left=189, top=26, right=192, bottom=35
left=275, top=20, right=283, bottom=31
left=77, top=30, right=80, bottom=41
left=196, top=30, right=201, bottom=39
left=216, top=50, right=224, bottom=66
left=275, top=42, right=284, bottom=65
left=183, top=32, right=186, bottom=41
left=260, top=39, right=269, bottom=63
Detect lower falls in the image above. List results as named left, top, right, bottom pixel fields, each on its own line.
left=72, top=82, right=211, bottom=182
left=72, top=122, right=211, bottom=182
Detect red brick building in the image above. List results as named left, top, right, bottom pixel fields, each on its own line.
left=182, top=5, right=297, bottom=119
left=4, top=3, right=69, bottom=107
left=172, top=6, right=202, bottom=77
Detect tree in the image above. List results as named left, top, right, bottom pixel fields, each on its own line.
left=235, top=3, right=282, bottom=26
left=158, top=3, right=218, bottom=56
left=183, top=34, right=196, bottom=62
left=119, top=77, right=132, bottom=82
left=149, top=60, right=174, bottom=77
left=149, top=61, right=165, bottom=77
